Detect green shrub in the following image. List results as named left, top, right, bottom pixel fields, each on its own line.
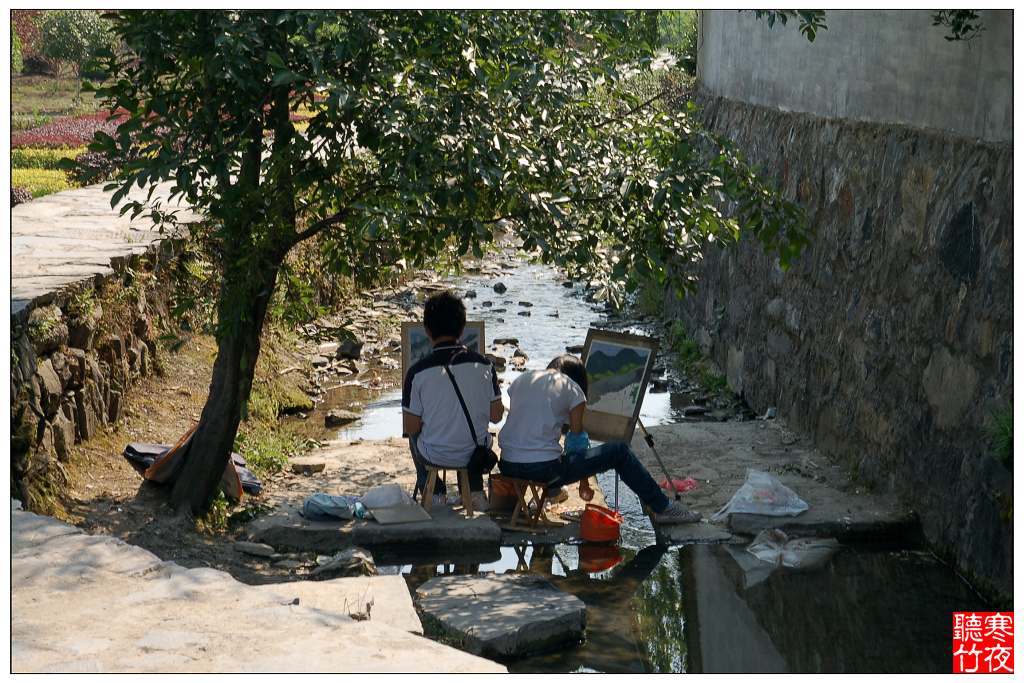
left=11, top=168, right=72, bottom=197
left=12, top=25, right=23, bottom=74
left=38, top=10, right=112, bottom=78
left=11, top=146, right=84, bottom=170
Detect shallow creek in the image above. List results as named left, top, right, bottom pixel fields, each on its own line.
left=299, top=262, right=989, bottom=673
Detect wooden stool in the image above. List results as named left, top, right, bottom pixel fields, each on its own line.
left=421, top=466, right=474, bottom=516
left=506, top=478, right=564, bottom=531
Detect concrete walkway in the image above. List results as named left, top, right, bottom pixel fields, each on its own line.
left=631, top=420, right=916, bottom=546
left=11, top=182, right=200, bottom=315
left=11, top=501, right=504, bottom=673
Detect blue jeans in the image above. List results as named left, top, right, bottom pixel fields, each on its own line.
left=497, top=441, right=671, bottom=514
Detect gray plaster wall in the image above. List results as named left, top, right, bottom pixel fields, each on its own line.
left=666, top=92, right=1013, bottom=602
left=697, top=10, right=1012, bottom=142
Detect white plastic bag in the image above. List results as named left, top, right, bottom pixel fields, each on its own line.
left=711, top=469, right=809, bottom=521
left=361, top=483, right=415, bottom=510
left=747, top=528, right=840, bottom=570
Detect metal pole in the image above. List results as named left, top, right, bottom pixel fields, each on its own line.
left=637, top=419, right=681, bottom=502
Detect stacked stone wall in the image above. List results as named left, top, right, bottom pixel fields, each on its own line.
left=668, top=92, right=1013, bottom=600
left=10, top=241, right=182, bottom=510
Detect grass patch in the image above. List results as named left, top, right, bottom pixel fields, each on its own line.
left=11, top=74, right=100, bottom=118
left=12, top=167, right=72, bottom=197
left=195, top=491, right=230, bottom=534
left=12, top=146, right=84, bottom=169
left=234, top=423, right=305, bottom=478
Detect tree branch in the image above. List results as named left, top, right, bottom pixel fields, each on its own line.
left=291, top=206, right=354, bottom=245
left=593, top=88, right=669, bottom=131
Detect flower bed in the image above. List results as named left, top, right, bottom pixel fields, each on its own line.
left=11, top=168, right=72, bottom=198
left=10, top=110, right=124, bottom=203
left=11, top=111, right=122, bottom=149
left=11, top=146, right=86, bottom=170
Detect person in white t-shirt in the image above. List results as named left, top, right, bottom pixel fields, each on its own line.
left=403, top=291, right=503, bottom=511
left=497, top=354, right=700, bottom=524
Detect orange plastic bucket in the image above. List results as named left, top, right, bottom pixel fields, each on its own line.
left=580, top=503, right=623, bottom=543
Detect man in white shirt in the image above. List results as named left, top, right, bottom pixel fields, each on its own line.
left=402, top=291, right=503, bottom=509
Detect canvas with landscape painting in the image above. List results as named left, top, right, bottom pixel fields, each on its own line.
left=580, top=329, right=658, bottom=442
left=401, top=321, right=485, bottom=381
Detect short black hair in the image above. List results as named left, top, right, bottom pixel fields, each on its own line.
left=423, top=290, right=466, bottom=340
left=548, top=353, right=588, bottom=395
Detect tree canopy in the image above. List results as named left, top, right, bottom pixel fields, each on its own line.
left=84, top=10, right=807, bottom=513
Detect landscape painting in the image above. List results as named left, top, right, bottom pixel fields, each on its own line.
left=586, top=341, right=652, bottom=414
left=580, top=329, right=658, bottom=442
left=401, top=321, right=485, bottom=381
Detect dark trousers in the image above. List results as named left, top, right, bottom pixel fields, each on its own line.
left=497, top=441, right=671, bottom=513
left=409, top=435, right=487, bottom=497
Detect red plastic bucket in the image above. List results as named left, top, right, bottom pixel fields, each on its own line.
left=580, top=503, right=623, bottom=543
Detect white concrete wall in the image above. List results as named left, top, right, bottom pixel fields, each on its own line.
left=697, top=10, right=1012, bottom=142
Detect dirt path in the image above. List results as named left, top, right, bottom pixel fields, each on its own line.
left=59, top=334, right=302, bottom=584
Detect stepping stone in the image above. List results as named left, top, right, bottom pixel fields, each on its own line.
left=290, top=458, right=327, bottom=475
left=416, top=574, right=585, bottom=658
left=325, top=409, right=360, bottom=427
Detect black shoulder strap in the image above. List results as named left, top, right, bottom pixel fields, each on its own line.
left=443, top=364, right=480, bottom=448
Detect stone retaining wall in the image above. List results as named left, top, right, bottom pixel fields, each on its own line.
left=10, top=240, right=182, bottom=510
left=668, top=92, right=1013, bottom=600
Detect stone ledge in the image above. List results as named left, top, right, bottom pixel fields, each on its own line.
left=246, top=504, right=503, bottom=557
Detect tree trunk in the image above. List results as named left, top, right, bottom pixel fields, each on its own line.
left=170, top=259, right=281, bottom=516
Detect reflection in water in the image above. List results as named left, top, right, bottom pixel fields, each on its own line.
left=389, top=538, right=989, bottom=673
left=635, top=550, right=688, bottom=672
left=507, top=544, right=670, bottom=673
left=681, top=543, right=992, bottom=673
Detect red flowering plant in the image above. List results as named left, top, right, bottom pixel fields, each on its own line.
left=11, top=111, right=123, bottom=148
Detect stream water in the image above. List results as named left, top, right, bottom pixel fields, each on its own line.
left=302, top=261, right=990, bottom=673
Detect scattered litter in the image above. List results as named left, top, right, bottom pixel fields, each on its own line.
left=660, top=477, right=699, bottom=493
left=759, top=406, right=778, bottom=420
left=301, top=493, right=366, bottom=520
left=310, top=547, right=376, bottom=579
left=747, top=528, right=840, bottom=570
left=711, top=469, right=808, bottom=521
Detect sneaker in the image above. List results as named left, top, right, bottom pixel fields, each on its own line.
left=653, top=501, right=702, bottom=525
left=470, top=491, right=490, bottom=512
